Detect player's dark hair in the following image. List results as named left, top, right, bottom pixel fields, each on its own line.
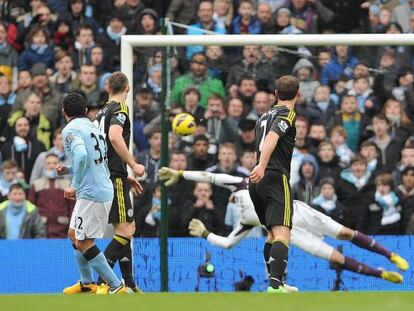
left=275, top=75, right=299, bottom=100
left=63, top=92, right=87, bottom=117
left=108, top=71, right=129, bottom=95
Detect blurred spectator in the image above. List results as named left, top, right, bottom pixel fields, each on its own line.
left=146, top=64, right=162, bottom=102
left=260, top=45, right=289, bottom=81
left=133, top=87, right=160, bottom=152
left=345, top=62, right=371, bottom=90
left=49, top=50, right=77, bottom=97
left=191, top=181, right=222, bottom=234
left=368, top=114, right=402, bottom=173
left=370, top=172, right=401, bottom=234
left=14, top=63, right=62, bottom=130
left=240, top=149, right=256, bottom=172
left=65, top=0, right=100, bottom=36
left=171, top=53, right=226, bottom=108
left=392, top=0, right=414, bottom=33
left=234, top=74, right=258, bottom=111
left=205, top=45, right=231, bottom=81
left=285, top=0, right=334, bottom=34
left=137, top=129, right=161, bottom=185
left=53, top=17, right=75, bottom=52
left=391, top=71, right=414, bottom=117
left=292, top=154, right=320, bottom=205
left=7, top=92, right=51, bottom=149
left=30, top=127, right=65, bottom=184
left=90, top=45, right=110, bottom=80
left=329, top=95, right=370, bottom=152
left=28, top=153, right=73, bottom=238
left=246, top=91, right=271, bottom=121
left=396, top=166, right=414, bottom=234
left=231, top=0, right=261, bottom=35
left=305, top=85, right=336, bottom=125
left=0, top=22, right=18, bottom=86
left=142, top=183, right=162, bottom=236
left=393, top=144, right=414, bottom=186
left=0, top=75, right=16, bottom=138
left=183, top=87, right=205, bottom=120
left=70, top=25, right=95, bottom=70
left=166, top=0, right=197, bottom=27
left=167, top=149, right=194, bottom=236
left=360, top=140, right=383, bottom=177
left=330, top=125, right=354, bottom=166
left=348, top=76, right=380, bottom=118
left=137, top=8, right=160, bottom=35
left=316, top=141, right=344, bottom=181
left=316, top=48, right=332, bottom=75
left=213, top=0, right=233, bottom=29
left=71, top=64, right=100, bottom=106
left=308, top=122, right=327, bottom=153
left=1, top=116, right=46, bottom=182
left=18, top=26, right=54, bottom=71
left=292, top=58, right=320, bottom=105
left=312, top=177, right=344, bottom=223
left=16, top=0, right=46, bottom=32
left=204, top=94, right=237, bottom=148
left=291, top=116, right=310, bottom=185
left=0, top=160, right=18, bottom=202
left=257, top=2, right=274, bottom=34
left=235, top=118, right=256, bottom=155
left=337, top=155, right=375, bottom=231
left=320, top=45, right=359, bottom=86
left=16, top=70, right=32, bottom=94
left=383, top=98, right=413, bottom=146
left=186, top=0, right=226, bottom=59
left=97, top=11, right=127, bottom=71
left=187, top=134, right=216, bottom=170
left=0, top=183, right=46, bottom=239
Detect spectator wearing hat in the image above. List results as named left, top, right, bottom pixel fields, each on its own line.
left=187, top=134, right=216, bottom=171
left=396, top=166, right=414, bottom=234
left=312, top=177, right=344, bottom=223
left=183, top=87, right=205, bottom=120
left=292, top=154, right=320, bottom=205
left=97, top=10, right=127, bottom=71
left=13, top=63, right=62, bottom=130
left=337, top=155, right=376, bottom=231
left=70, top=25, right=95, bottom=70
left=137, top=8, right=160, bottom=35
left=18, top=26, right=54, bottom=71
left=49, top=50, right=77, bottom=97
left=235, top=118, right=256, bottom=155
left=292, top=58, right=320, bottom=105
left=0, top=22, right=18, bottom=87
left=71, top=64, right=100, bottom=107
left=64, top=0, right=100, bottom=36
left=171, top=53, right=225, bottom=109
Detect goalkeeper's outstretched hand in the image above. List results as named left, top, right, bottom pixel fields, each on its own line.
left=188, top=218, right=209, bottom=238
left=158, top=167, right=181, bottom=187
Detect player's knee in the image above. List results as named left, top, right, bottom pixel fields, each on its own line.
left=337, top=227, right=354, bottom=240
left=68, top=229, right=76, bottom=244
left=329, top=250, right=345, bottom=265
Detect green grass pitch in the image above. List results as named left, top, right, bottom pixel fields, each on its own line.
left=1, top=292, right=413, bottom=311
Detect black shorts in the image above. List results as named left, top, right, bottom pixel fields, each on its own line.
left=248, top=170, right=293, bottom=230
left=109, top=176, right=134, bottom=224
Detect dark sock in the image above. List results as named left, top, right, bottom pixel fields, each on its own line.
left=342, top=256, right=382, bottom=278
left=119, top=238, right=136, bottom=288
left=269, top=241, right=289, bottom=289
left=96, top=235, right=126, bottom=284
left=351, top=231, right=392, bottom=258
left=263, top=241, right=272, bottom=276
left=83, top=245, right=101, bottom=261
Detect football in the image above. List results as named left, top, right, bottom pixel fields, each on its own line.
left=172, top=113, right=196, bottom=136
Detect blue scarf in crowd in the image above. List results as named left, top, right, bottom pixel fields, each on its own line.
left=374, top=191, right=401, bottom=226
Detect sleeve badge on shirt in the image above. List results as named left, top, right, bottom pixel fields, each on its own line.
left=65, top=133, right=74, bottom=144
left=116, top=113, right=126, bottom=124
left=278, top=120, right=288, bottom=133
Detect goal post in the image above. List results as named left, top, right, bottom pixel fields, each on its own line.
left=120, top=32, right=414, bottom=292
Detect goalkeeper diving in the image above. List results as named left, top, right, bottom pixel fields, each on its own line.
left=159, top=167, right=409, bottom=284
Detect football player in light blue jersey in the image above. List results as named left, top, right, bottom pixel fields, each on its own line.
left=59, top=93, right=129, bottom=294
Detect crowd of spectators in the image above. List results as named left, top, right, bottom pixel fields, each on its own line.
left=1, top=0, right=414, bottom=240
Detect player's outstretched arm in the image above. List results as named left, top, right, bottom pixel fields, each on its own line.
left=189, top=219, right=252, bottom=249
left=250, top=131, right=279, bottom=183
left=159, top=167, right=243, bottom=191
left=108, top=124, right=145, bottom=177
